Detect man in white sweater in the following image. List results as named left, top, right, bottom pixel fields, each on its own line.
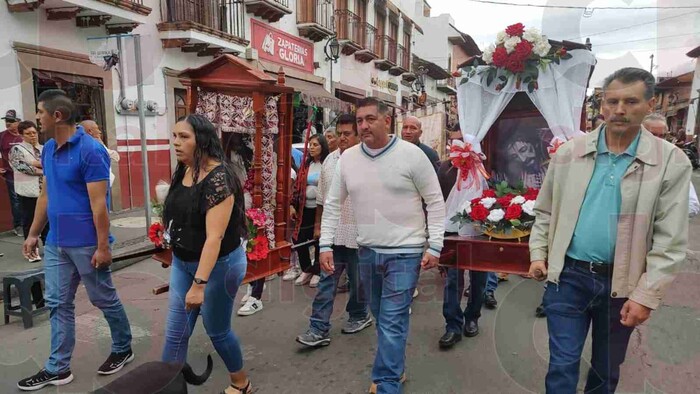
left=320, top=97, right=445, bottom=394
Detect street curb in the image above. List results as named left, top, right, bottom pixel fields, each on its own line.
left=0, top=241, right=156, bottom=302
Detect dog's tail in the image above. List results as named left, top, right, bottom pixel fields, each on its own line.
left=181, top=354, right=213, bottom=386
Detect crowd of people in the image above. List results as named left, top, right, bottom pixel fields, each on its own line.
left=0, top=66, right=697, bottom=394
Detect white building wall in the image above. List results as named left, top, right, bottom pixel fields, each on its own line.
left=686, top=58, right=700, bottom=136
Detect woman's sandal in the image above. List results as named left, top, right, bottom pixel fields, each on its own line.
left=222, top=380, right=253, bottom=394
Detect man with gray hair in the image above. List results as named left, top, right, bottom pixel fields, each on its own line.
left=643, top=113, right=699, bottom=217
left=529, top=68, right=691, bottom=393
left=401, top=115, right=439, bottom=172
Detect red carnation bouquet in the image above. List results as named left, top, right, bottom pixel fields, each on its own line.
left=451, top=181, right=538, bottom=234
left=460, top=23, right=572, bottom=93
left=245, top=208, right=269, bottom=261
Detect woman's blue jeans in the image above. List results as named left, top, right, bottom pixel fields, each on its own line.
left=162, top=245, right=247, bottom=373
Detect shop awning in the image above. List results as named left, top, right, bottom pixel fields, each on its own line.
left=281, top=76, right=350, bottom=113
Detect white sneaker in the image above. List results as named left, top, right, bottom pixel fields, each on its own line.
left=240, top=285, right=252, bottom=306
left=295, top=272, right=312, bottom=286
left=309, top=275, right=320, bottom=288
left=266, top=274, right=278, bottom=281
left=237, top=297, right=263, bottom=316
left=283, top=268, right=301, bottom=281
left=413, top=288, right=419, bottom=298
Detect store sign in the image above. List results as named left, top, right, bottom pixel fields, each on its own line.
left=370, top=76, right=399, bottom=93
left=251, top=19, right=314, bottom=74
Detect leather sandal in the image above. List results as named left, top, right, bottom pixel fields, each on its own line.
left=222, top=380, right=253, bottom=394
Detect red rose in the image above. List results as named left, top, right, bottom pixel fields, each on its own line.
left=524, top=188, right=539, bottom=201
left=482, top=189, right=497, bottom=198
left=470, top=204, right=490, bottom=222
left=505, top=204, right=523, bottom=220
left=505, top=56, right=525, bottom=73
left=452, top=71, right=462, bottom=78
left=471, top=197, right=482, bottom=206
left=557, top=47, right=567, bottom=57
left=505, top=23, right=525, bottom=37
left=148, top=222, right=164, bottom=247
left=492, top=46, right=508, bottom=67
left=514, top=40, right=533, bottom=61
left=497, top=194, right=514, bottom=207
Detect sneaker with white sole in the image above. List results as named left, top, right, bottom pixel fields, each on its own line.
left=240, top=285, right=252, bottom=306
left=413, top=288, right=419, bottom=298
left=296, top=329, right=330, bottom=347
left=17, top=369, right=74, bottom=391
left=97, top=349, right=135, bottom=375
left=237, top=297, right=263, bottom=316
left=282, top=268, right=301, bottom=281
left=266, top=274, right=278, bottom=281
left=295, top=272, right=313, bottom=286
left=309, top=275, right=320, bottom=288
left=341, top=315, right=373, bottom=334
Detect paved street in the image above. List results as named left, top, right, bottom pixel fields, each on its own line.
left=0, top=172, right=698, bottom=393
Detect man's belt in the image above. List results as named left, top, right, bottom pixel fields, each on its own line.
left=567, top=257, right=613, bottom=277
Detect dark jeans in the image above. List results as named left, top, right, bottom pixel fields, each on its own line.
left=251, top=278, right=264, bottom=300
left=5, top=179, right=22, bottom=228
left=309, top=246, right=367, bottom=335
left=543, top=258, right=634, bottom=394
left=295, top=207, right=320, bottom=275
left=442, top=268, right=488, bottom=334
left=19, top=195, right=48, bottom=244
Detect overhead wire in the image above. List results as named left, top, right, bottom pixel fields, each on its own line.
left=466, top=0, right=700, bottom=10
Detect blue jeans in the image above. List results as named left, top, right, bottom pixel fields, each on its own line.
left=543, top=258, right=634, bottom=394
left=309, top=246, right=367, bottom=335
left=442, top=268, right=488, bottom=334
left=358, top=248, right=421, bottom=394
left=43, top=245, right=132, bottom=374
left=5, top=178, right=22, bottom=227
left=162, top=246, right=247, bottom=373
left=485, top=272, right=498, bottom=294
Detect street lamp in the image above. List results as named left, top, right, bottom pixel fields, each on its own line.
left=324, top=35, right=341, bottom=97
left=413, top=66, right=427, bottom=105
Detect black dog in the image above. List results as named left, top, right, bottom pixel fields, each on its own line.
left=91, top=355, right=213, bottom=394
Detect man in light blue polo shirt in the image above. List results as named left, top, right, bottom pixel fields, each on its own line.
left=18, top=90, right=133, bottom=391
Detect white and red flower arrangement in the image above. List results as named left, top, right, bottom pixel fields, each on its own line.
left=451, top=181, right=539, bottom=234
left=462, top=23, right=572, bottom=92
left=245, top=208, right=269, bottom=261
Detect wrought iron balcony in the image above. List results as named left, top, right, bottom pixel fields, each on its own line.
left=297, top=0, right=334, bottom=42
left=246, top=0, right=292, bottom=23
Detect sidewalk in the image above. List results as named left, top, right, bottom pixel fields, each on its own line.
left=0, top=209, right=155, bottom=287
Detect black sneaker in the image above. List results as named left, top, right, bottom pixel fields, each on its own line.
left=97, top=349, right=135, bottom=375
left=17, top=369, right=74, bottom=391
left=484, top=292, right=498, bottom=309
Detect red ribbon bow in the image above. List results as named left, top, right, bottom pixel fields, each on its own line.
left=449, top=141, right=490, bottom=191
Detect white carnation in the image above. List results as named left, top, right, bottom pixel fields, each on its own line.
left=534, top=39, right=551, bottom=57
left=480, top=197, right=497, bottom=209
left=459, top=199, right=472, bottom=215
left=522, top=200, right=536, bottom=216
left=487, top=209, right=505, bottom=223
left=522, top=28, right=542, bottom=44
left=496, top=30, right=508, bottom=44
left=482, top=44, right=495, bottom=64
left=511, top=195, right=526, bottom=205
left=504, top=36, right=522, bottom=54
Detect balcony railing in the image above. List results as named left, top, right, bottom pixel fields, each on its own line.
left=296, top=0, right=333, bottom=31
left=363, top=23, right=377, bottom=54
left=335, top=9, right=362, bottom=46
left=162, top=0, right=245, bottom=39
left=377, top=35, right=397, bottom=64
left=273, top=0, right=289, bottom=6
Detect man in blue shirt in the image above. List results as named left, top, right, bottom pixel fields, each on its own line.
left=18, top=90, right=133, bottom=391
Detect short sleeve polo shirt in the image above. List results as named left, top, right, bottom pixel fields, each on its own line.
left=42, top=126, right=114, bottom=247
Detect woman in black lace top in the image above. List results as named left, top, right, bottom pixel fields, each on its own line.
left=160, top=115, right=253, bottom=394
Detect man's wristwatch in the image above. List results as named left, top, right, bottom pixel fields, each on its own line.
left=193, top=278, right=208, bottom=285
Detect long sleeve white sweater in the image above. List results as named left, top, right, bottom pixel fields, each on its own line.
left=320, top=136, right=445, bottom=257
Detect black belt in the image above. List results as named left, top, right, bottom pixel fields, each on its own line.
left=566, top=257, right=613, bottom=277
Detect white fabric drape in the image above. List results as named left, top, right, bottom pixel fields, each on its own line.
left=448, top=49, right=596, bottom=228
